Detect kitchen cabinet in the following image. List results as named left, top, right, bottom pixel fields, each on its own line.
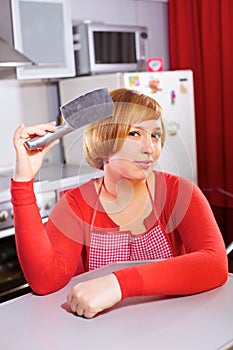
left=9, top=0, right=75, bottom=79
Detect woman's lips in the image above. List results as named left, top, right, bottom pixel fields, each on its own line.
left=135, top=160, right=153, bottom=169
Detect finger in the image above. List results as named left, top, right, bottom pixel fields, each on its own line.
left=13, top=124, right=28, bottom=153
left=83, top=309, right=97, bottom=319
left=21, top=124, right=57, bottom=139
left=13, top=123, right=25, bottom=142
left=76, top=304, right=85, bottom=317
left=66, top=289, right=74, bottom=306
left=69, top=300, right=77, bottom=314
left=67, top=293, right=78, bottom=314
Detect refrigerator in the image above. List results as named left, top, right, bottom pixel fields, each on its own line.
left=58, top=70, right=197, bottom=183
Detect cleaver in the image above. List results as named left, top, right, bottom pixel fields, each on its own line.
left=24, top=87, right=114, bottom=150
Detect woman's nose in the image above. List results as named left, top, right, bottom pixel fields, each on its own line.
left=141, top=135, right=154, bottom=154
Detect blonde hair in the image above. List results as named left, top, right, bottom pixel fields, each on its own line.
left=83, top=88, right=165, bottom=170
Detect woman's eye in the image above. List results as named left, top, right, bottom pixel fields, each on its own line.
left=152, top=132, right=162, bottom=140
left=128, top=131, right=140, bottom=137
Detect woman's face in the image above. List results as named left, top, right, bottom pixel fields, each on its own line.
left=105, top=119, right=163, bottom=180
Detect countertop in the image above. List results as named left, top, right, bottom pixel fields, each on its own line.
left=0, top=163, right=101, bottom=202
left=0, top=262, right=233, bottom=350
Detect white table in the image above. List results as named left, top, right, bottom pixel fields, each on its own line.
left=0, top=262, right=233, bottom=350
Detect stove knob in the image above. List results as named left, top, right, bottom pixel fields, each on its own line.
left=0, top=210, right=9, bottom=222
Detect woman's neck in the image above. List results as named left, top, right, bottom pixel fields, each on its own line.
left=100, top=168, right=154, bottom=204
left=95, top=170, right=155, bottom=234
left=105, top=177, right=144, bottom=196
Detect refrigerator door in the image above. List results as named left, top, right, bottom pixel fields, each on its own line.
left=122, top=70, right=197, bottom=183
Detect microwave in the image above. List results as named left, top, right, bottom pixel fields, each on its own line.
left=73, top=22, right=149, bottom=75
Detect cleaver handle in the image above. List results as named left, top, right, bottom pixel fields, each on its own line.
left=24, top=123, right=74, bottom=150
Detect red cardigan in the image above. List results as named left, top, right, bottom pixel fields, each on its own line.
left=11, top=171, right=228, bottom=298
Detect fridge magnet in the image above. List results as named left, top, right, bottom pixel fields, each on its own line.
left=167, top=121, right=180, bottom=136
left=147, top=58, right=164, bottom=72
left=128, top=75, right=140, bottom=88
left=171, top=90, right=176, bottom=104
left=180, top=83, right=188, bottom=94
left=149, top=79, right=162, bottom=93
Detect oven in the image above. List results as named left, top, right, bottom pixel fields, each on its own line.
left=0, top=235, right=31, bottom=303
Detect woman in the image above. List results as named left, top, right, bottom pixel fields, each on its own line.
left=11, top=88, right=228, bottom=318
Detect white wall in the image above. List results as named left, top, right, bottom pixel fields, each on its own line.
left=70, top=0, right=137, bottom=25
left=0, top=79, right=61, bottom=169
left=136, top=1, right=169, bottom=65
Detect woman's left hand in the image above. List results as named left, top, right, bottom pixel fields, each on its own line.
left=66, top=274, right=122, bottom=318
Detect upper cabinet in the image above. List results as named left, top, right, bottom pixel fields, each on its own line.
left=10, top=0, right=75, bottom=80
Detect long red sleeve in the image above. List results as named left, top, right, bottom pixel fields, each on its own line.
left=11, top=179, right=83, bottom=294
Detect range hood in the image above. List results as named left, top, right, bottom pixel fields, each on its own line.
left=0, top=37, right=34, bottom=68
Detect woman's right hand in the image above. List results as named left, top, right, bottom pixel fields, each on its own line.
left=13, top=122, right=58, bottom=182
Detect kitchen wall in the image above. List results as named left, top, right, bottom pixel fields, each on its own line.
left=0, top=78, right=61, bottom=169
left=0, top=0, right=168, bottom=170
